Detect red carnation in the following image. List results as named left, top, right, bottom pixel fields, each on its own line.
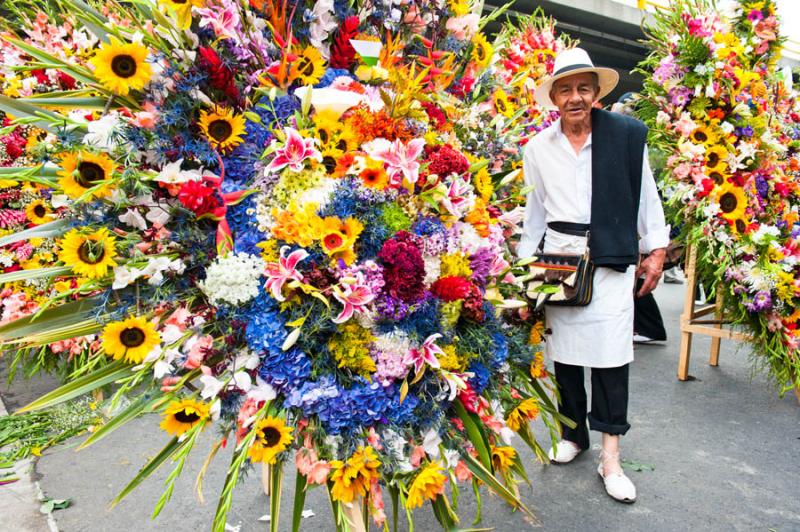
left=329, top=16, right=359, bottom=69
left=198, top=46, right=240, bottom=101
left=431, top=276, right=472, bottom=302
left=178, top=180, right=220, bottom=216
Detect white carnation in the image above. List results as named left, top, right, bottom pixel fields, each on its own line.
left=199, top=252, right=265, bottom=306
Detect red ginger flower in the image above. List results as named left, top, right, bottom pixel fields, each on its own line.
left=329, top=16, right=359, bottom=69
left=178, top=180, right=220, bottom=216
left=198, top=46, right=240, bottom=101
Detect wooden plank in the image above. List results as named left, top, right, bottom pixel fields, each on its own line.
left=709, top=291, right=723, bottom=366
left=678, top=245, right=698, bottom=380
left=682, top=324, right=750, bottom=341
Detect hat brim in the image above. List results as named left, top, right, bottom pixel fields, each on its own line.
left=533, top=67, right=620, bottom=109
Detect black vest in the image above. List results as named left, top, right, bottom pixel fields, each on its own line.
left=589, top=108, right=648, bottom=270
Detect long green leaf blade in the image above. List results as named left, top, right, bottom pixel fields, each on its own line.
left=110, top=437, right=182, bottom=507
left=0, top=218, right=71, bottom=247
left=0, top=266, right=72, bottom=285
left=78, top=393, right=159, bottom=450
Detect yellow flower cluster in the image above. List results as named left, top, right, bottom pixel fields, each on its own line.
left=437, top=344, right=468, bottom=372
left=491, top=445, right=517, bottom=472
left=530, top=351, right=547, bottom=379
left=465, top=198, right=492, bottom=237
left=270, top=202, right=363, bottom=265
left=505, top=398, right=540, bottom=432
left=327, top=322, right=376, bottom=378
left=439, top=253, right=472, bottom=278
left=329, top=446, right=381, bottom=503
left=406, top=461, right=447, bottom=509
left=473, top=166, right=494, bottom=202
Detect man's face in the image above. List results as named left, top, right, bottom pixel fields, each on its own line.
left=550, top=73, right=600, bottom=125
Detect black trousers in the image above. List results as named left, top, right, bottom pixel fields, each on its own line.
left=554, top=361, right=630, bottom=450
left=633, top=278, right=667, bottom=341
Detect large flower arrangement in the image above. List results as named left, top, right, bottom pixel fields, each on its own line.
left=637, top=0, right=800, bottom=393
left=0, top=1, right=567, bottom=530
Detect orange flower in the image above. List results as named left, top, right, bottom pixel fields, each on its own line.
left=358, top=158, right=389, bottom=189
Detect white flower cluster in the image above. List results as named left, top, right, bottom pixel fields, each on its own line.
left=199, top=252, right=265, bottom=306
left=113, top=256, right=185, bottom=289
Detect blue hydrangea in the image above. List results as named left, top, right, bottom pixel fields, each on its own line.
left=467, top=361, right=490, bottom=393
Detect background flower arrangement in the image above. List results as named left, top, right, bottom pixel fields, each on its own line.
left=0, top=1, right=571, bottom=530
left=637, top=0, right=800, bottom=394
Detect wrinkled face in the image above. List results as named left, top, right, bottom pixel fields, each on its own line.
left=550, top=72, right=600, bottom=126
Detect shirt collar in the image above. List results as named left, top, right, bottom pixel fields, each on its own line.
left=553, top=118, right=593, bottom=149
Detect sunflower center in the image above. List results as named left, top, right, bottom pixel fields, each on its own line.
left=496, top=99, right=507, bottom=113
left=735, top=219, right=747, bottom=233
left=76, top=162, right=106, bottom=188
left=707, top=152, right=720, bottom=167
left=694, top=130, right=708, bottom=143
left=208, top=119, right=233, bottom=142
left=336, top=139, right=348, bottom=151
left=719, top=191, right=738, bottom=213
left=77, top=239, right=106, bottom=265
left=174, top=410, right=200, bottom=423
left=298, top=58, right=315, bottom=77
left=120, top=327, right=146, bottom=348
left=318, top=130, right=329, bottom=144
left=709, top=171, right=724, bottom=185
left=111, top=54, right=138, bottom=78
left=33, top=204, right=47, bottom=217
left=260, top=426, right=282, bottom=447
left=322, top=156, right=337, bottom=173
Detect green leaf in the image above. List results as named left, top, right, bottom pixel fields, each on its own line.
left=621, top=459, right=655, bottom=472
left=19, top=96, right=121, bottom=110
left=78, top=393, right=160, bottom=450
left=0, top=266, right=72, bottom=285
left=0, top=93, right=67, bottom=133
left=0, top=297, right=102, bottom=343
left=461, top=453, right=537, bottom=524
left=0, top=218, right=71, bottom=247
left=14, top=360, right=132, bottom=414
left=111, top=437, right=182, bottom=507
left=40, top=498, right=71, bottom=513
left=291, top=471, right=308, bottom=532
left=453, top=400, right=492, bottom=471
left=270, top=463, right=284, bottom=532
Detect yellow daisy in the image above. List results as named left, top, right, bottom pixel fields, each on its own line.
left=491, top=445, right=517, bottom=472
left=471, top=33, right=493, bottom=69
left=713, top=181, right=748, bottom=221
left=160, top=398, right=210, bottom=436
left=57, top=151, right=115, bottom=200
left=247, top=416, right=294, bottom=464
left=25, top=200, right=53, bottom=225
left=90, top=36, right=152, bottom=96
left=289, top=46, right=326, bottom=86
left=58, top=227, right=118, bottom=279
left=198, top=107, right=247, bottom=152
left=493, top=90, right=514, bottom=118
left=102, top=315, right=161, bottom=364
left=406, top=461, right=447, bottom=509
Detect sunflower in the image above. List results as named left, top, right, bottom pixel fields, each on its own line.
left=704, top=145, right=729, bottom=172
left=329, top=446, right=381, bottom=503
left=160, top=398, right=210, bottom=436
left=25, top=199, right=53, bottom=225
left=491, top=446, right=517, bottom=472
left=289, top=46, right=326, bottom=86
left=705, top=167, right=729, bottom=186
left=319, top=146, right=344, bottom=175
left=493, top=90, right=514, bottom=118
left=334, top=128, right=359, bottom=153
left=101, top=315, right=161, bottom=364
left=729, top=215, right=751, bottom=237
left=358, top=158, right=389, bottom=190
left=198, top=107, right=247, bottom=152
left=247, top=416, right=294, bottom=464
left=530, top=350, right=547, bottom=379
left=57, top=151, right=115, bottom=199
left=713, top=181, right=748, bottom=221
left=406, top=461, right=447, bottom=509
left=58, top=227, right=118, bottom=279
left=313, top=110, right=343, bottom=147
left=505, top=398, right=540, bottom=432
left=471, top=33, right=493, bottom=69
left=89, top=36, right=152, bottom=96
left=690, top=123, right=719, bottom=146
left=159, top=0, right=203, bottom=30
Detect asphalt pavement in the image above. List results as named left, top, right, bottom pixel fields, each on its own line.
left=1, top=280, right=799, bottom=532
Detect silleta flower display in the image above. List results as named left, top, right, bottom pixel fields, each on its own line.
left=0, top=1, right=571, bottom=530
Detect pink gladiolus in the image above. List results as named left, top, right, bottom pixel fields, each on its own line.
left=265, top=128, right=322, bottom=173
left=295, top=447, right=331, bottom=485
left=332, top=272, right=376, bottom=323
left=404, top=333, right=443, bottom=374
left=369, top=137, right=425, bottom=186
left=264, top=246, right=308, bottom=302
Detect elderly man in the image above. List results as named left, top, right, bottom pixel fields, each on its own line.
left=519, top=48, right=668, bottom=503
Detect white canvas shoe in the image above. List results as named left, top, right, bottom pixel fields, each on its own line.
left=597, top=458, right=637, bottom=503
left=547, top=440, right=582, bottom=464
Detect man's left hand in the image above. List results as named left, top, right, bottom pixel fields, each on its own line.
left=636, top=248, right=666, bottom=297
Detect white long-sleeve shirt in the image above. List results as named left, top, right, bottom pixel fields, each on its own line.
left=518, top=119, right=669, bottom=258
left=518, top=118, right=670, bottom=368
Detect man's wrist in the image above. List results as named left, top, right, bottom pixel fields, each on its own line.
left=647, top=247, right=667, bottom=257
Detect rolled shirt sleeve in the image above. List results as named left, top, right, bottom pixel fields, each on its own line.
left=637, top=145, right=670, bottom=254
left=518, top=143, right=547, bottom=258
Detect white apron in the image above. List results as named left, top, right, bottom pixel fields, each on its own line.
left=542, top=229, right=635, bottom=369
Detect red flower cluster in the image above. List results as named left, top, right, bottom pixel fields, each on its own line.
left=1, top=128, right=28, bottom=162
left=448, top=75, right=475, bottom=99
left=421, top=101, right=446, bottom=130
left=178, top=180, right=220, bottom=216
left=329, top=16, right=359, bottom=69
left=424, top=144, right=469, bottom=178
left=457, top=383, right=488, bottom=414
left=461, top=283, right=485, bottom=322
left=377, top=232, right=425, bottom=302
left=0, top=208, right=26, bottom=229
left=198, top=47, right=240, bottom=101
left=431, top=276, right=472, bottom=302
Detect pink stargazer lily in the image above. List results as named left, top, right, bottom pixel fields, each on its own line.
left=265, top=128, right=322, bottom=173
left=369, top=137, right=425, bottom=186
left=264, top=246, right=308, bottom=302
left=441, top=175, right=473, bottom=217
left=404, top=333, right=444, bottom=374
left=332, top=272, right=376, bottom=324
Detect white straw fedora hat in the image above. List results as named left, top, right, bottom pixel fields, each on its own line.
left=534, top=47, right=619, bottom=108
